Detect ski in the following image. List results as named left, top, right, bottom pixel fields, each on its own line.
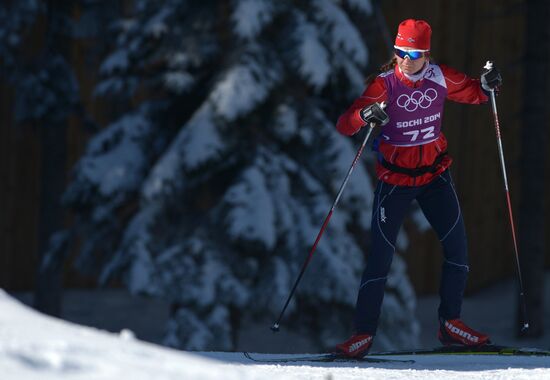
left=243, top=345, right=550, bottom=364
left=370, top=344, right=550, bottom=357
left=243, top=351, right=415, bottom=364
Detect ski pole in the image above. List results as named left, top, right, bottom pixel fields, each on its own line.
left=484, top=61, right=529, bottom=332
left=271, top=103, right=386, bottom=332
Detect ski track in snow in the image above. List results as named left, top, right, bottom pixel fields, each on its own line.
left=0, top=290, right=549, bottom=380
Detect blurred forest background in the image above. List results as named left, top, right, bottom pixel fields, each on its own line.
left=1, top=0, right=548, bottom=351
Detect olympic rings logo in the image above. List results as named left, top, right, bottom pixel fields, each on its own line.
left=396, top=88, right=438, bottom=112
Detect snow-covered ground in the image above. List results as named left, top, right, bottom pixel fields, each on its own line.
left=2, top=288, right=550, bottom=380
left=12, top=273, right=550, bottom=353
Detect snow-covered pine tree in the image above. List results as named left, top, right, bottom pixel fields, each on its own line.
left=64, top=0, right=419, bottom=351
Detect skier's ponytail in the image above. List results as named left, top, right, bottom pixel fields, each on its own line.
left=364, top=57, right=397, bottom=86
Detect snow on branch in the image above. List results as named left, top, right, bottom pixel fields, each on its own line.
left=272, top=103, right=299, bottom=142
left=223, top=163, right=276, bottom=250
left=163, top=71, right=194, bottom=94
left=345, top=0, right=374, bottom=15
left=142, top=103, right=224, bottom=200
left=208, top=47, right=282, bottom=121
left=99, top=200, right=168, bottom=291
left=338, top=59, right=368, bottom=96
left=100, top=49, right=129, bottom=75
left=313, top=0, right=369, bottom=66
left=292, top=12, right=331, bottom=90
left=231, top=0, right=276, bottom=40
left=75, top=112, right=151, bottom=200
left=143, top=4, right=172, bottom=38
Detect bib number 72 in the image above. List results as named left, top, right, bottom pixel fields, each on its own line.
left=402, top=126, right=435, bottom=142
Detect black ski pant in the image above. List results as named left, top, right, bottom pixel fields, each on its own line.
left=354, top=169, right=469, bottom=334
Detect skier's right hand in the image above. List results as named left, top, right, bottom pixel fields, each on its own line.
left=359, top=102, right=389, bottom=126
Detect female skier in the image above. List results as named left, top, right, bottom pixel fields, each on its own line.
left=335, top=19, right=502, bottom=358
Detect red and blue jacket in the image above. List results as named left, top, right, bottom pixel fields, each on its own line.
left=336, top=63, right=488, bottom=186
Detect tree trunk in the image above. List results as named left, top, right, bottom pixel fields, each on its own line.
left=32, top=0, right=73, bottom=317
left=517, top=0, right=548, bottom=337
left=33, top=122, right=67, bottom=316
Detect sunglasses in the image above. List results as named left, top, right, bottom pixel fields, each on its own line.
left=394, top=48, right=425, bottom=60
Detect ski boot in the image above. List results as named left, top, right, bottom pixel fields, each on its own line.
left=438, top=318, right=490, bottom=346
left=335, top=333, right=374, bottom=358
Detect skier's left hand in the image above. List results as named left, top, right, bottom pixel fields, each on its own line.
left=481, top=66, right=502, bottom=91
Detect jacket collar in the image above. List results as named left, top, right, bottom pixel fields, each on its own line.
left=395, top=62, right=430, bottom=88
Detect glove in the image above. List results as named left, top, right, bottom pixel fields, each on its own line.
left=359, top=102, right=389, bottom=126
left=481, top=66, right=502, bottom=91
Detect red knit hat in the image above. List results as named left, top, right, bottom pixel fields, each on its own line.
left=394, top=19, right=431, bottom=51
